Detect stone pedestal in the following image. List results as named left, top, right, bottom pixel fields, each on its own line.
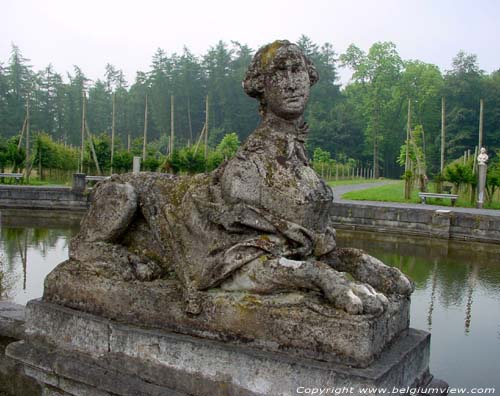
left=42, top=261, right=410, bottom=368
left=71, top=173, right=86, bottom=194
left=477, top=163, right=487, bottom=209
left=6, top=300, right=438, bottom=396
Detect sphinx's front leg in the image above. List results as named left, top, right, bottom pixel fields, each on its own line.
left=70, top=179, right=162, bottom=281
left=220, top=256, right=388, bottom=315
left=321, top=248, right=414, bottom=296
left=69, top=239, right=163, bottom=281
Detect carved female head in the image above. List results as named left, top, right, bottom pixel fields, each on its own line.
left=243, top=40, right=319, bottom=120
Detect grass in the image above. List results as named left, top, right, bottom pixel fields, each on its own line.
left=327, top=178, right=387, bottom=187
left=342, top=180, right=500, bottom=210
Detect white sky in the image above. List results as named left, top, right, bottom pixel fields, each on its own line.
left=1, top=0, right=499, bottom=86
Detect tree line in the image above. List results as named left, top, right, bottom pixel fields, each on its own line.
left=0, top=36, right=499, bottom=178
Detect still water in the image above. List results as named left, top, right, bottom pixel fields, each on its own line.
left=0, top=209, right=499, bottom=389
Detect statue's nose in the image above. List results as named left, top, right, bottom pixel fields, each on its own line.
left=287, top=71, right=297, bottom=90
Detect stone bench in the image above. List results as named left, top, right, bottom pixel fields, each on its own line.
left=0, top=173, right=23, bottom=183
left=419, top=192, right=458, bottom=206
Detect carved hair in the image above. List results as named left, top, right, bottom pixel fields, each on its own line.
left=242, top=40, right=319, bottom=115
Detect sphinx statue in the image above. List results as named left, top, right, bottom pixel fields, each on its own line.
left=42, top=40, right=413, bottom=367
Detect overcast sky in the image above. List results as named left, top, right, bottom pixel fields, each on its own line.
left=1, top=0, right=499, bottom=86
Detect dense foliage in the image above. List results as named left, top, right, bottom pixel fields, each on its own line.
left=0, top=37, right=498, bottom=179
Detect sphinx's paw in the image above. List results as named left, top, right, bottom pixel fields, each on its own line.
left=383, top=265, right=414, bottom=296
left=357, top=253, right=414, bottom=296
left=327, top=282, right=388, bottom=315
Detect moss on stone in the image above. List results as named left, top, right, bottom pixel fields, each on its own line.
left=261, top=41, right=283, bottom=69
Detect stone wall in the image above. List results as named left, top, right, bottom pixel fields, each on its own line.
left=0, top=185, right=88, bottom=211
left=0, top=302, right=41, bottom=396
left=330, top=202, right=500, bottom=244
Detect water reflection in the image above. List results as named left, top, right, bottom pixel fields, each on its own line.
left=0, top=209, right=80, bottom=304
left=337, top=230, right=500, bottom=388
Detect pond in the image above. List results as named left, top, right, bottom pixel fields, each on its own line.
left=0, top=209, right=499, bottom=389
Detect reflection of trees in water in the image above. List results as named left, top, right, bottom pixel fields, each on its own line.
left=1, top=227, right=72, bottom=265
left=0, top=253, right=20, bottom=300
left=0, top=227, right=74, bottom=298
left=464, top=264, right=478, bottom=335
left=337, top=230, right=500, bottom=335
left=427, top=261, right=438, bottom=332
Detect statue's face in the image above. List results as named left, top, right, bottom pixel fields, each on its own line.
left=264, top=46, right=310, bottom=120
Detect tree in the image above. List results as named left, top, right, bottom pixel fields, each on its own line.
left=444, top=160, right=473, bottom=194
left=216, top=132, right=240, bottom=161
left=62, top=66, right=90, bottom=145
left=301, top=37, right=343, bottom=159
left=341, top=42, right=403, bottom=177
left=32, top=65, right=64, bottom=137
left=397, top=125, right=427, bottom=192
left=486, top=162, right=500, bottom=204
left=397, top=61, right=443, bottom=175
left=87, top=79, right=112, bottom=135
left=5, top=44, right=33, bottom=138
left=443, top=51, right=484, bottom=160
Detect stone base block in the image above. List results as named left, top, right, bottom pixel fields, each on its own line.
left=43, top=262, right=410, bottom=368
left=7, top=301, right=433, bottom=396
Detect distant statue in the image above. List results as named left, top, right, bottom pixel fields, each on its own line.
left=49, top=40, right=413, bottom=318
left=477, top=147, right=488, bottom=165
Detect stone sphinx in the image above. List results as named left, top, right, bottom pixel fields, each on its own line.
left=43, top=40, right=413, bottom=367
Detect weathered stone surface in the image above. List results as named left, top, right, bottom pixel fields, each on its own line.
left=0, top=302, right=25, bottom=340
left=7, top=300, right=432, bottom=396
left=40, top=274, right=409, bottom=367
left=0, top=336, right=42, bottom=396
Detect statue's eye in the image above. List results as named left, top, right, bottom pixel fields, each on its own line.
left=292, top=63, right=305, bottom=73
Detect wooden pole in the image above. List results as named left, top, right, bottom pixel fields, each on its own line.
left=127, top=132, right=131, bottom=152
left=405, top=98, right=411, bottom=173
left=17, top=117, right=27, bottom=150
left=478, top=98, right=484, bottom=150
left=187, top=96, right=193, bottom=145
left=25, top=95, right=31, bottom=180
left=440, top=97, right=446, bottom=174
left=142, top=93, right=148, bottom=162
left=404, top=98, right=411, bottom=199
left=80, top=91, right=86, bottom=173
left=204, top=95, right=209, bottom=159
left=85, top=122, right=102, bottom=176
left=170, top=95, right=175, bottom=155
left=194, top=124, right=205, bottom=156
left=111, top=92, right=116, bottom=174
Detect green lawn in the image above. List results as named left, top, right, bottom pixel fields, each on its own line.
left=342, top=180, right=500, bottom=210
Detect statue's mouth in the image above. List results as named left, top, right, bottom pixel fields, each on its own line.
left=285, top=96, right=303, bottom=102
